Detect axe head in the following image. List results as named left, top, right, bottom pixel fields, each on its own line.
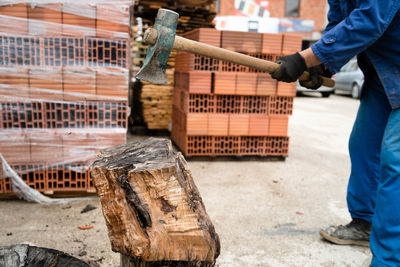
left=135, top=9, right=179, bottom=84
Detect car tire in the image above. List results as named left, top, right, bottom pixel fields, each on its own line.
left=321, top=92, right=331, bottom=98
left=351, top=84, right=361, bottom=99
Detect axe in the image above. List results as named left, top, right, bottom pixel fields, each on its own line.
left=136, top=9, right=335, bottom=88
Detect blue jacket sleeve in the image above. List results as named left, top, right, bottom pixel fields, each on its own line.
left=311, top=0, right=400, bottom=73
left=324, top=0, right=342, bottom=33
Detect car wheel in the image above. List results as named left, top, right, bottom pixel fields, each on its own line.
left=321, top=92, right=331, bottom=98
left=351, top=84, right=360, bottom=99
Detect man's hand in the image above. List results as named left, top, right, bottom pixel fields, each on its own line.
left=271, top=53, right=307, bottom=83
left=300, top=64, right=333, bottom=90
left=271, top=49, right=331, bottom=90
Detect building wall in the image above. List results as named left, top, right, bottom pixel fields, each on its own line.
left=218, top=0, right=328, bottom=34
left=219, top=0, right=236, bottom=15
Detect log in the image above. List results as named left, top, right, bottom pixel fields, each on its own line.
left=90, top=138, right=220, bottom=266
left=0, top=244, right=90, bottom=267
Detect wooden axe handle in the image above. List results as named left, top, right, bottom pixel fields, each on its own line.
left=143, top=28, right=335, bottom=88
left=173, top=36, right=335, bottom=88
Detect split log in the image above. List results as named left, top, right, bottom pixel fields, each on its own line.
left=90, top=138, right=220, bottom=266
left=0, top=244, right=89, bottom=267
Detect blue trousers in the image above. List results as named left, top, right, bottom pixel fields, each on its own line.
left=346, top=65, right=400, bottom=266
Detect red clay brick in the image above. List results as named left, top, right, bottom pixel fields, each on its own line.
left=0, top=67, right=29, bottom=97
left=186, top=93, right=215, bottom=113
left=242, top=96, right=268, bottom=114
left=96, top=68, right=128, bottom=98
left=215, top=95, right=241, bottom=113
left=175, top=52, right=220, bottom=72
left=62, top=4, right=96, bottom=36
left=182, top=28, right=221, bottom=47
left=29, top=69, right=63, bottom=100
left=46, top=162, right=89, bottom=193
left=248, top=115, right=269, bottom=136
left=208, top=114, right=229, bottom=136
left=214, top=72, right=236, bottom=95
left=30, top=130, right=63, bottom=164
left=62, top=130, right=97, bottom=163
left=229, top=114, right=249, bottom=136
left=87, top=38, right=129, bottom=69
left=187, top=113, right=208, bottom=135
left=240, top=136, right=266, bottom=155
left=0, top=101, right=45, bottom=129
left=262, top=33, right=283, bottom=55
left=266, top=136, right=289, bottom=156
left=268, top=96, right=294, bottom=115
left=0, top=4, right=28, bottom=34
left=0, top=130, right=30, bottom=162
left=63, top=68, right=96, bottom=100
left=96, top=4, right=130, bottom=38
left=43, top=36, right=85, bottom=67
left=214, top=136, right=240, bottom=155
left=28, top=4, right=62, bottom=35
left=12, top=162, right=47, bottom=192
left=282, top=33, right=303, bottom=55
left=236, top=73, right=257, bottom=95
left=0, top=35, right=41, bottom=67
left=86, top=101, right=128, bottom=128
left=269, top=115, right=289, bottom=136
left=186, top=136, right=214, bottom=156
left=175, top=71, right=212, bottom=94
left=257, top=74, right=277, bottom=96
left=221, top=31, right=262, bottom=53
left=277, top=82, right=296, bottom=97
left=44, top=101, right=86, bottom=128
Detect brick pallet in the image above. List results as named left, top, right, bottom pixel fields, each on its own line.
left=171, top=28, right=301, bottom=157
left=0, top=161, right=94, bottom=197
left=0, top=0, right=132, bottom=197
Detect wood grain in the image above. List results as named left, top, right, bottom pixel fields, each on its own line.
left=90, top=138, right=220, bottom=264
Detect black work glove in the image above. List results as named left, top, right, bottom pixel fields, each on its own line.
left=271, top=52, right=307, bottom=83
left=300, top=64, right=333, bottom=90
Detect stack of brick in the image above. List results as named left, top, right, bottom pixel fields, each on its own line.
left=0, top=1, right=132, bottom=197
left=172, top=29, right=302, bottom=157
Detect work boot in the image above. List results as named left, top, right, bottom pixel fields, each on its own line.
left=319, top=218, right=371, bottom=247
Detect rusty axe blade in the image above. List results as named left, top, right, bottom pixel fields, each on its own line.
left=135, top=9, right=178, bottom=84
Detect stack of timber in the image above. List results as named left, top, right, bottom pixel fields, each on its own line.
left=140, top=69, right=174, bottom=130
left=133, top=0, right=216, bottom=34
left=90, top=138, right=220, bottom=266
left=130, top=0, right=216, bottom=131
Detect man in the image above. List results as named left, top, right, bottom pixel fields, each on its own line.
left=270, top=1, right=400, bottom=266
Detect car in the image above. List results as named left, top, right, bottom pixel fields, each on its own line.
left=296, top=81, right=335, bottom=98
left=333, top=59, right=364, bottom=99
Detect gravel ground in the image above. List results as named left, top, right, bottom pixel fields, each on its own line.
left=0, top=93, right=371, bottom=266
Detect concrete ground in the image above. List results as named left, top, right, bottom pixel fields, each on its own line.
left=0, top=93, right=371, bottom=266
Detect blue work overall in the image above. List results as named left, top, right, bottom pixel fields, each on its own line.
left=347, top=54, right=400, bottom=266
left=310, top=1, right=400, bottom=265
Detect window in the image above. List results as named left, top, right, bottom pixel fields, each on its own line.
left=285, top=0, right=300, bottom=17
left=348, top=62, right=358, bottom=72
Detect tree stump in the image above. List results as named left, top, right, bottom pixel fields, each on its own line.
left=0, top=244, right=90, bottom=267
left=90, top=138, right=220, bottom=266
